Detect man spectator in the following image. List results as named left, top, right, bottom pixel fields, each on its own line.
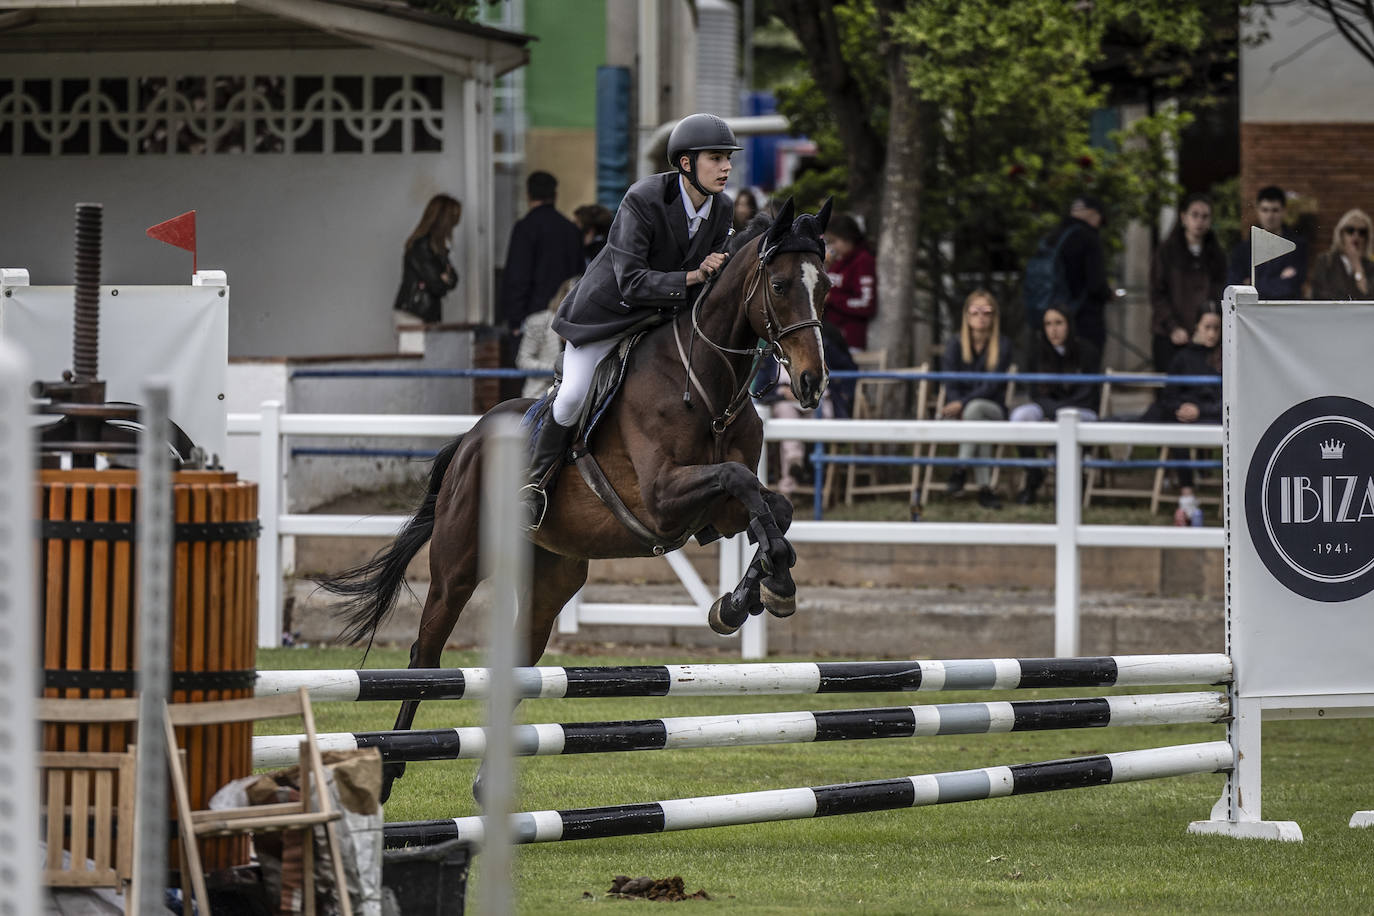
left=1227, top=185, right=1307, bottom=299
left=1023, top=195, right=1113, bottom=351
left=499, top=171, right=585, bottom=333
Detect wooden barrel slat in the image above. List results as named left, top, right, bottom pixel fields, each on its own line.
left=39, top=470, right=258, bottom=874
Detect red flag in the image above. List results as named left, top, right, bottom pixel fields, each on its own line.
left=146, top=210, right=197, bottom=273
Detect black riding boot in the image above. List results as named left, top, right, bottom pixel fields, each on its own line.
left=522, top=419, right=573, bottom=530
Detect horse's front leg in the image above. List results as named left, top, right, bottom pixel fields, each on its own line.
left=649, top=462, right=797, bottom=635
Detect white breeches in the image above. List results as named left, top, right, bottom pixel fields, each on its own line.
left=551, top=336, right=620, bottom=426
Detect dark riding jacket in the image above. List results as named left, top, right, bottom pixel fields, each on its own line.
left=551, top=172, right=733, bottom=346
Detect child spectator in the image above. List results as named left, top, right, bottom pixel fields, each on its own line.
left=941, top=290, right=1013, bottom=508
left=1008, top=305, right=1101, bottom=504
left=516, top=275, right=578, bottom=400
left=823, top=214, right=878, bottom=351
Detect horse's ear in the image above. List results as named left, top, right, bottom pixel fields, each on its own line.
left=769, top=197, right=796, bottom=241
left=816, top=197, right=833, bottom=234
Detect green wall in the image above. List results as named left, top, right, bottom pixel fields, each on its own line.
left=524, top=0, right=605, bottom=129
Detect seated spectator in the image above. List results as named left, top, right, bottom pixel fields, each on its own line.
left=733, top=189, right=760, bottom=232
left=1227, top=185, right=1307, bottom=298
left=1150, top=193, right=1226, bottom=371
left=941, top=290, right=1013, bottom=509
left=823, top=214, right=878, bottom=351
left=1138, top=305, right=1221, bottom=525
left=1310, top=208, right=1373, bottom=300
left=573, top=204, right=613, bottom=266
left=516, top=275, right=578, bottom=400
left=1008, top=305, right=1101, bottom=504
left=761, top=321, right=857, bottom=497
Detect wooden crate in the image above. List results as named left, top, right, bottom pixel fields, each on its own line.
left=38, top=469, right=259, bottom=871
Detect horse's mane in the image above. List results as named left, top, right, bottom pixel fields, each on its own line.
left=728, top=211, right=773, bottom=257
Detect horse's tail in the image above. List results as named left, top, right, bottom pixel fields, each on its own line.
left=317, top=435, right=463, bottom=648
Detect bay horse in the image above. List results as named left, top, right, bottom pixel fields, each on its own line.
left=320, top=198, right=832, bottom=800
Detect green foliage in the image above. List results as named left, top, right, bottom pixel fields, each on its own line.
left=768, top=0, right=1220, bottom=337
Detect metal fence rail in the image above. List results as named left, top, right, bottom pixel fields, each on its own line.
left=229, top=406, right=1223, bottom=657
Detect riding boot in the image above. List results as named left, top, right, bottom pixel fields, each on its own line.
left=521, top=419, right=573, bottom=530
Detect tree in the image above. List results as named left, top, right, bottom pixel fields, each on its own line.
left=1252, top=1, right=1374, bottom=68
left=763, top=0, right=1222, bottom=370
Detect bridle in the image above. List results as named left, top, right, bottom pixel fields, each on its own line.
left=675, top=235, right=825, bottom=437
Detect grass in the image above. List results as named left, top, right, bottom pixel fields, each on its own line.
left=259, top=647, right=1372, bottom=914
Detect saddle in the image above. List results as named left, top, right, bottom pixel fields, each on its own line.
left=522, top=333, right=725, bottom=553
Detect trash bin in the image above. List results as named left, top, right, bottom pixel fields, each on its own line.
left=381, top=839, right=472, bottom=916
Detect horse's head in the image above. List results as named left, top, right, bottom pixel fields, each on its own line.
left=750, top=197, right=833, bottom=410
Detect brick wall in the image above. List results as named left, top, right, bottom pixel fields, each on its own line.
left=1241, top=122, right=1374, bottom=268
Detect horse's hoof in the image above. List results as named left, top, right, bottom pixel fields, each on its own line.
left=761, top=583, right=796, bottom=618
left=708, top=594, right=746, bottom=635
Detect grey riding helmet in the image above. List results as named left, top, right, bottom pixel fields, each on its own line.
left=667, top=113, right=742, bottom=195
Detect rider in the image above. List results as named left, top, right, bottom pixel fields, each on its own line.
left=522, top=112, right=743, bottom=527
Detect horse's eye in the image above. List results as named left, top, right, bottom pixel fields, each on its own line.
left=770, top=279, right=785, bottom=293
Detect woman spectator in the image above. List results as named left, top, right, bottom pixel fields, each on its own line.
left=1149, top=193, right=1226, bottom=371
left=1009, top=305, right=1101, bottom=504
left=393, top=194, right=462, bottom=325
left=1139, top=305, right=1222, bottom=525
left=823, top=214, right=878, bottom=351
left=516, top=275, right=578, bottom=400
left=733, top=189, right=760, bottom=232
left=941, top=290, right=1014, bottom=509
left=1310, top=208, right=1373, bottom=300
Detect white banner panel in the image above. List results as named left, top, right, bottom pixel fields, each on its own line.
left=0, top=280, right=228, bottom=461
left=1226, top=290, right=1374, bottom=699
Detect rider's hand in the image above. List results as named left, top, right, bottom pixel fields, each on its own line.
left=696, top=252, right=729, bottom=281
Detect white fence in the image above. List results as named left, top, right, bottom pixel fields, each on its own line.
left=228, top=406, right=1223, bottom=658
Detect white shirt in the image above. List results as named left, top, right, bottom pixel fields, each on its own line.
left=678, top=175, right=712, bottom=239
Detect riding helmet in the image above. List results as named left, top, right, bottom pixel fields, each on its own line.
left=666, top=113, right=743, bottom=169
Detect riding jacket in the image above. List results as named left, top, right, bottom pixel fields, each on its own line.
left=551, top=172, right=733, bottom=346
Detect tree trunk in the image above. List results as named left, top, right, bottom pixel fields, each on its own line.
left=872, top=1, right=923, bottom=402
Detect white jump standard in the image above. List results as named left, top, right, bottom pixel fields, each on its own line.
left=382, top=742, right=1234, bottom=847
left=253, top=653, right=1232, bottom=703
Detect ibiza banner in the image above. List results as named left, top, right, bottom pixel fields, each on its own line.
left=1226, top=291, right=1374, bottom=698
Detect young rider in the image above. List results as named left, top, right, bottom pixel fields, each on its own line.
left=521, top=113, right=743, bottom=527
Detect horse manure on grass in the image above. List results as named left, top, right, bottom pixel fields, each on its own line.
left=605, top=875, right=710, bottom=901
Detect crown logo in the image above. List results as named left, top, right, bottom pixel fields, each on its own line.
left=1320, top=439, right=1345, bottom=460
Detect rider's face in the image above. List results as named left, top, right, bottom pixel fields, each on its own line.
left=692, top=150, right=733, bottom=193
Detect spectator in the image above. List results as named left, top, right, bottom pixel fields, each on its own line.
left=1149, top=193, right=1226, bottom=371
left=516, top=274, right=578, bottom=400
left=941, top=290, right=1013, bottom=509
left=573, top=203, right=614, bottom=266
left=1310, top=208, right=1373, bottom=300
left=733, top=188, right=760, bottom=232
left=1139, top=305, right=1221, bottom=525
left=1227, top=185, right=1307, bottom=298
left=764, top=321, right=857, bottom=497
left=822, top=214, right=878, bottom=351
left=1008, top=305, right=1101, bottom=504
left=393, top=193, right=461, bottom=325
left=498, top=171, right=585, bottom=334
left=1023, top=195, right=1113, bottom=350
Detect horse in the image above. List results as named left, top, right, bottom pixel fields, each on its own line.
left=320, top=198, right=833, bottom=800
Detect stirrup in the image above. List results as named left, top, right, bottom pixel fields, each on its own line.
left=520, top=482, right=548, bottom=531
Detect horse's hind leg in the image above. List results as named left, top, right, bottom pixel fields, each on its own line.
left=380, top=532, right=480, bottom=803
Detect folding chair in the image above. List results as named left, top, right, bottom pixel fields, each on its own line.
left=1082, top=369, right=1168, bottom=508
left=166, top=687, right=353, bottom=916
left=919, top=367, right=1017, bottom=506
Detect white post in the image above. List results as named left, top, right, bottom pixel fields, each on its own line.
left=133, top=379, right=174, bottom=910
left=738, top=432, right=770, bottom=658
left=1187, top=694, right=1302, bottom=841
left=257, top=400, right=283, bottom=647
left=557, top=588, right=581, bottom=635
left=0, top=339, right=38, bottom=916
left=479, top=416, right=529, bottom=916
left=1054, top=408, right=1081, bottom=657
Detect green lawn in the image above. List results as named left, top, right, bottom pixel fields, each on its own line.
left=259, top=647, right=1371, bottom=914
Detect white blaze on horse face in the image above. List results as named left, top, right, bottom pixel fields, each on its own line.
left=799, top=260, right=828, bottom=387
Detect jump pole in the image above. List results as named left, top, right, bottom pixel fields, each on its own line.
left=252, top=692, right=1228, bottom=769
left=383, top=741, right=1234, bottom=848
left=253, top=653, right=1232, bottom=702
